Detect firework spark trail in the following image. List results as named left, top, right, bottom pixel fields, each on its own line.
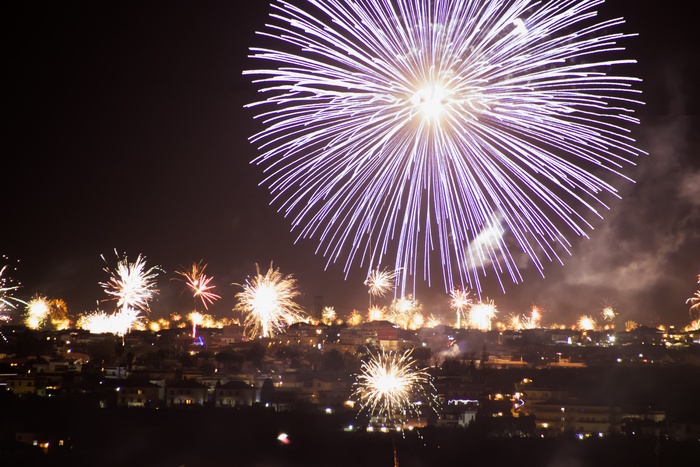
left=233, top=262, right=307, bottom=338
left=1, top=257, right=25, bottom=312
left=353, top=348, right=434, bottom=425
left=174, top=261, right=221, bottom=310
left=100, top=251, right=161, bottom=313
left=245, top=0, right=644, bottom=298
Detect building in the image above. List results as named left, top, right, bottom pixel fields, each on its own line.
left=165, top=379, right=208, bottom=407
left=214, top=380, right=258, bottom=407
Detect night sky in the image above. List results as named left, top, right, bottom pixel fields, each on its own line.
left=3, top=1, right=698, bottom=327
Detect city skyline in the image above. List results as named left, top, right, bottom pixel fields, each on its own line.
left=3, top=1, right=698, bottom=327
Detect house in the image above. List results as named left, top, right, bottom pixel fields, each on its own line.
left=7, top=375, right=44, bottom=396
left=116, top=380, right=162, bottom=408
left=165, top=379, right=208, bottom=407
left=214, top=380, right=258, bottom=407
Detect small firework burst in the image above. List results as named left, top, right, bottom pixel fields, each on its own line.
left=174, top=260, right=221, bottom=310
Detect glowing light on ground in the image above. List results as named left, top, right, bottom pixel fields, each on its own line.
left=353, top=349, right=435, bottom=425
left=233, top=262, right=307, bottom=338
left=245, top=0, right=644, bottom=298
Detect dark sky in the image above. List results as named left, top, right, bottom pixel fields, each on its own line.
left=3, top=1, right=698, bottom=327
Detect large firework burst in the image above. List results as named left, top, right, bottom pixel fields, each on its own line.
left=353, top=348, right=435, bottom=425
left=245, top=0, right=643, bottom=298
left=233, top=262, right=307, bottom=338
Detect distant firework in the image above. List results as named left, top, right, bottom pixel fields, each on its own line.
left=25, top=296, right=50, bottom=330
left=246, top=0, right=643, bottom=298
left=78, top=307, right=142, bottom=338
left=365, top=268, right=398, bottom=306
left=174, top=261, right=221, bottom=310
left=450, top=288, right=472, bottom=329
left=577, top=315, right=597, bottom=331
left=353, top=348, right=434, bottom=425
left=387, top=295, right=424, bottom=330
left=467, top=300, right=497, bottom=331
left=688, top=274, right=700, bottom=315
left=233, top=262, right=307, bottom=338
left=100, top=251, right=161, bottom=313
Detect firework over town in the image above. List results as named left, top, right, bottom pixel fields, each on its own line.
left=1, top=1, right=699, bottom=465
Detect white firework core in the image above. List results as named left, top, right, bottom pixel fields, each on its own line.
left=245, top=0, right=644, bottom=298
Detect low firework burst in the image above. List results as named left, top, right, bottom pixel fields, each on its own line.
left=450, top=288, right=471, bottom=329
left=25, top=296, right=50, bottom=330
left=467, top=300, right=497, bottom=331
left=353, top=349, right=435, bottom=426
left=367, top=305, right=385, bottom=322
left=387, top=295, right=423, bottom=330
left=78, top=307, right=142, bottom=338
left=577, top=315, right=597, bottom=331
left=174, top=260, right=221, bottom=310
left=321, top=306, right=337, bottom=325
left=233, top=262, right=307, bottom=339
left=347, top=310, right=364, bottom=327
left=24, top=296, right=71, bottom=330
